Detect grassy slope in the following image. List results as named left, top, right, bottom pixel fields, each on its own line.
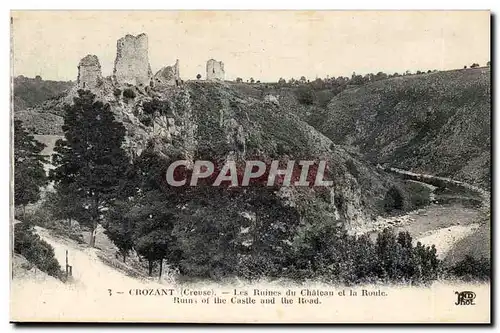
left=307, top=68, right=491, bottom=189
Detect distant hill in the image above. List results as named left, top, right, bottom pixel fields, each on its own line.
left=307, top=68, right=491, bottom=189
left=13, top=76, right=74, bottom=111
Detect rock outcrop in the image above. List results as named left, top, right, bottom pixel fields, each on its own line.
left=113, top=33, right=152, bottom=87
left=206, top=59, right=225, bottom=81
left=153, top=59, right=180, bottom=87
left=77, top=55, right=102, bottom=89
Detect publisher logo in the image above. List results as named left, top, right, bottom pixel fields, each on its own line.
left=455, top=291, right=476, bottom=306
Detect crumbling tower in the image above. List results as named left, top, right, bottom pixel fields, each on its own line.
left=153, top=59, right=180, bottom=86
left=206, top=59, right=225, bottom=81
left=113, top=33, right=153, bottom=87
left=77, top=55, right=103, bottom=89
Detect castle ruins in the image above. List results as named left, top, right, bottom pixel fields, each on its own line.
left=153, top=59, right=180, bottom=87
left=206, top=59, right=225, bottom=81
left=75, top=33, right=228, bottom=90
left=77, top=55, right=103, bottom=89
left=113, top=33, right=153, bottom=87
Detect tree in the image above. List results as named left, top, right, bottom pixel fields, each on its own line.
left=14, top=120, right=48, bottom=213
left=250, top=77, right=255, bottom=84
left=131, top=190, right=178, bottom=277
left=236, top=77, right=243, bottom=83
left=50, top=90, right=130, bottom=247
left=487, top=61, right=491, bottom=67
left=196, top=74, right=202, bottom=80
left=45, top=182, right=91, bottom=227
left=103, top=200, right=135, bottom=263
left=471, top=63, right=480, bottom=68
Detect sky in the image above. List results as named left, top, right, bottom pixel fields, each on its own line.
left=11, top=11, right=491, bottom=82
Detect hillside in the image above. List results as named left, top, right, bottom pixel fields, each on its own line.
left=13, top=76, right=74, bottom=111
left=306, top=68, right=491, bottom=189
left=15, top=78, right=419, bottom=230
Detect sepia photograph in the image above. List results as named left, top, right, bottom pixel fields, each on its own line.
left=9, top=10, right=491, bottom=323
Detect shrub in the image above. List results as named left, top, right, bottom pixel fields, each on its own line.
left=14, top=222, right=63, bottom=279
left=296, top=87, right=314, bottom=105
left=290, top=224, right=440, bottom=285
left=403, top=181, right=431, bottom=209
left=113, top=88, right=122, bottom=98
left=448, top=255, right=490, bottom=281
left=383, top=186, right=405, bottom=213
left=123, top=88, right=136, bottom=99
left=142, top=99, right=171, bottom=117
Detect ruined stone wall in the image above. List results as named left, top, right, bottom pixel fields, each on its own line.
left=77, top=55, right=102, bottom=89
left=206, top=59, right=225, bottom=81
left=113, top=33, right=152, bottom=87
left=153, top=59, right=180, bottom=86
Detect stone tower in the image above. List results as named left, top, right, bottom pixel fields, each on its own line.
left=77, top=55, right=102, bottom=89
left=113, top=33, right=153, bottom=87
left=206, top=59, right=225, bottom=81
left=153, top=59, right=180, bottom=86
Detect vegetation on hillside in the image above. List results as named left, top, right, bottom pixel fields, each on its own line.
left=306, top=68, right=491, bottom=188
left=12, top=67, right=490, bottom=285
left=13, top=76, right=73, bottom=111
left=14, top=120, right=48, bottom=213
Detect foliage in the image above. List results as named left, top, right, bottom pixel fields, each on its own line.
left=123, top=88, right=136, bottom=99
left=295, top=86, right=314, bottom=105
left=13, top=76, right=73, bottom=111
left=290, top=223, right=440, bottom=285
left=383, top=186, right=405, bottom=213
left=448, top=255, right=490, bottom=281
left=403, top=181, right=431, bottom=209
left=14, top=222, right=63, bottom=279
left=113, top=88, right=122, bottom=98
left=196, top=74, right=202, bottom=80
left=14, top=120, right=48, bottom=208
left=50, top=90, right=129, bottom=246
left=102, top=200, right=135, bottom=263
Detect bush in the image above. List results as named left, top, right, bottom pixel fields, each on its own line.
left=290, top=224, right=440, bottom=285
left=383, top=186, right=405, bottom=213
left=404, top=181, right=431, bottom=209
left=296, top=87, right=314, bottom=105
left=448, top=255, right=490, bottom=281
left=113, top=88, right=122, bottom=98
left=123, top=88, right=136, bottom=99
left=14, top=222, right=63, bottom=279
left=142, top=99, right=172, bottom=117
